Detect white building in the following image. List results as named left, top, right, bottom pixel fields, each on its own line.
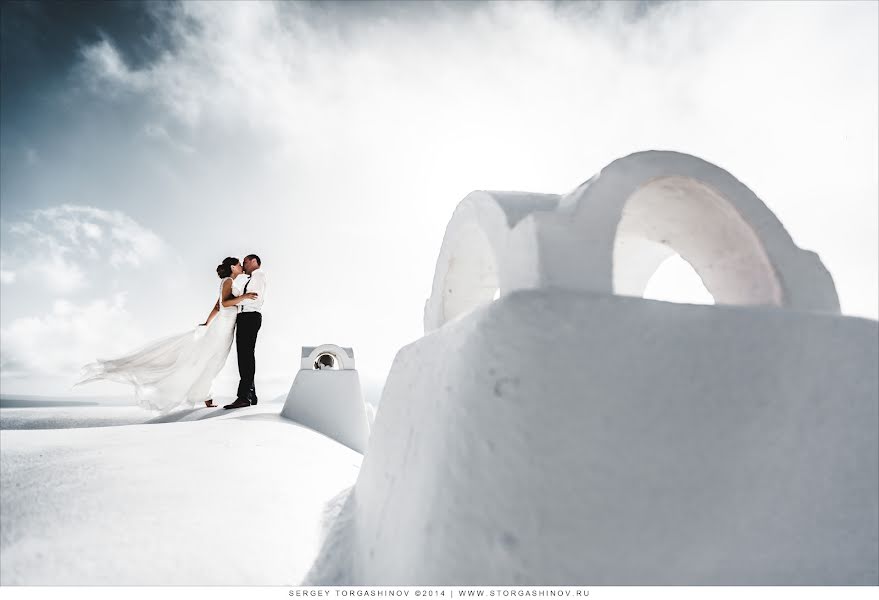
left=307, top=150, right=878, bottom=585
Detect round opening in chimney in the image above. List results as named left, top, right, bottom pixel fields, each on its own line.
left=313, top=352, right=340, bottom=370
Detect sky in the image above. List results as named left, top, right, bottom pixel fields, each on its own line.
left=1, top=0, right=877, bottom=399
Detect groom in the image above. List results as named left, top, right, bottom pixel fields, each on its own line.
left=224, top=254, right=267, bottom=410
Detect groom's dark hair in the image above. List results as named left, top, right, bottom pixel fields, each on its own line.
left=245, top=254, right=261, bottom=266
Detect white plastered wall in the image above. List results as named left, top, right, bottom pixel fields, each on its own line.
left=281, top=345, right=370, bottom=454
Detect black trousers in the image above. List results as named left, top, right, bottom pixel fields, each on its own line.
left=236, top=312, right=262, bottom=402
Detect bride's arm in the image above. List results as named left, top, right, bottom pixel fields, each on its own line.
left=221, top=279, right=257, bottom=308
left=200, top=300, right=220, bottom=326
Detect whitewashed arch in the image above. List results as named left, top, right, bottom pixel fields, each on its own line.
left=423, top=190, right=560, bottom=333
left=555, top=151, right=839, bottom=311
left=425, top=151, right=839, bottom=332
left=301, top=344, right=356, bottom=370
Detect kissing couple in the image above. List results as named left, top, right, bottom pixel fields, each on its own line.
left=77, top=254, right=267, bottom=413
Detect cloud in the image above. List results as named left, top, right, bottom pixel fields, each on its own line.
left=94, top=2, right=878, bottom=316
left=0, top=293, right=145, bottom=381
left=142, top=122, right=195, bottom=154
left=3, top=0, right=875, bottom=396
left=3, top=204, right=166, bottom=291
left=67, top=0, right=877, bottom=372
left=80, top=38, right=149, bottom=93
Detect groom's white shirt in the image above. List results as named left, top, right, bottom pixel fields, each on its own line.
left=237, top=269, right=266, bottom=313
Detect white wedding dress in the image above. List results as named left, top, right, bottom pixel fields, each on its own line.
left=76, top=277, right=239, bottom=412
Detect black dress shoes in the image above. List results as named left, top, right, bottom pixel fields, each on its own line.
left=250, top=398, right=258, bottom=405
left=223, top=399, right=252, bottom=410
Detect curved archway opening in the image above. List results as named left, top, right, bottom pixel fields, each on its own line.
left=643, top=254, right=715, bottom=305
left=441, top=222, right=500, bottom=324
left=313, top=352, right=340, bottom=370
left=612, top=176, right=781, bottom=307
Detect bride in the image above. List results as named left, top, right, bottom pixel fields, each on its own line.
left=76, top=257, right=258, bottom=412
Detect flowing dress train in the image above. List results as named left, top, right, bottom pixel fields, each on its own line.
left=76, top=277, right=238, bottom=412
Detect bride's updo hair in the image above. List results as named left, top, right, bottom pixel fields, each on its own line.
left=216, top=257, right=240, bottom=278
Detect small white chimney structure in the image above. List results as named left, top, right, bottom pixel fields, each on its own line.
left=280, top=344, right=370, bottom=453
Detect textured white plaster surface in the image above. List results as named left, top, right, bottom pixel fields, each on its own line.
left=310, top=289, right=878, bottom=585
